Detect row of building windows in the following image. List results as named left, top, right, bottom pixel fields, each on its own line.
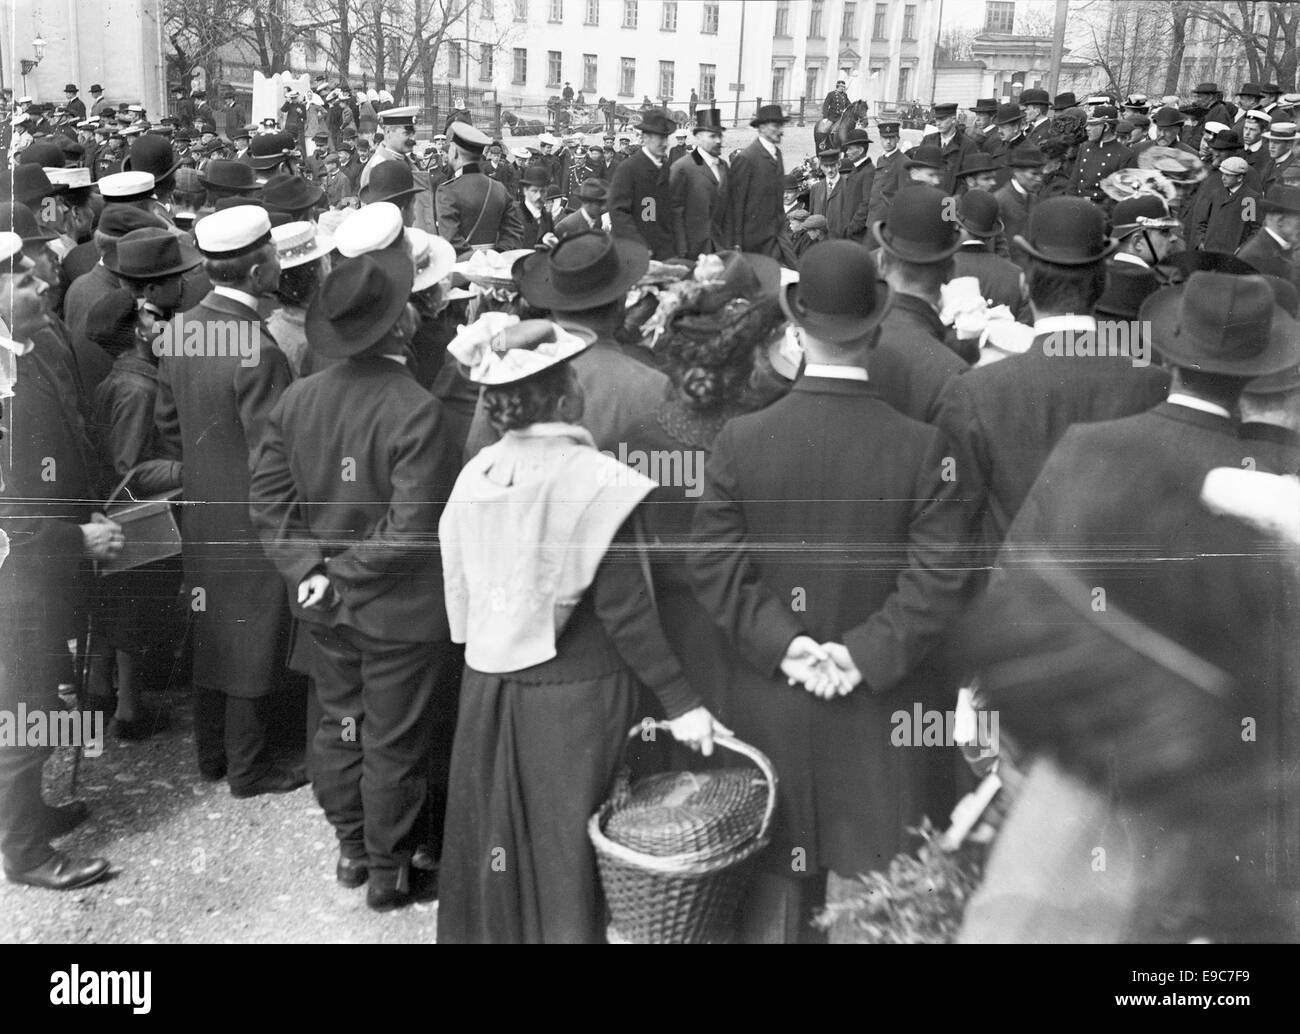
left=771, top=2, right=918, bottom=43
left=478, top=1, right=720, bottom=33
left=449, top=43, right=716, bottom=99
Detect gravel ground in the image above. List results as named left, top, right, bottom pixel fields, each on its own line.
left=0, top=689, right=439, bottom=944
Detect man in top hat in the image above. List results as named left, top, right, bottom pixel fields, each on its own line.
left=1190, top=154, right=1261, bottom=254
left=968, top=98, right=1000, bottom=153
left=934, top=196, right=1170, bottom=548
left=1110, top=194, right=1183, bottom=271
left=917, top=102, right=979, bottom=194
left=1263, top=121, right=1300, bottom=190
left=690, top=239, right=969, bottom=943
left=727, top=104, right=790, bottom=260
left=434, top=122, right=525, bottom=254
left=870, top=185, right=969, bottom=413
left=62, top=85, right=87, bottom=123
left=953, top=189, right=1026, bottom=318
left=837, top=127, right=876, bottom=244
left=556, top=178, right=610, bottom=239
left=608, top=108, right=678, bottom=261
left=249, top=249, right=461, bottom=912
left=984, top=103, right=1030, bottom=189
left=864, top=120, right=905, bottom=233
left=89, top=85, right=112, bottom=119
left=1020, top=88, right=1054, bottom=146
left=359, top=105, right=419, bottom=190
left=463, top=232, right=667, bottom=458
left=154, top=205, right=306, bottom=796
left=1236, top=183, right=1300, bottom=289
left=669, top=107, right=729, bottom=257
left=1068, top=104, right=1136, bottom=202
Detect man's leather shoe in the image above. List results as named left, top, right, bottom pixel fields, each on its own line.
left=336, top=854, right=368, bottom=888
left=229, top=763, right=309, bottom=799
left=198, top=762, right=227, bottom=782
left=366, top=866, right=413, bottom=912
left=44, top=801, right=90, bottom=839
left=4, top=851, right=111, bottom=890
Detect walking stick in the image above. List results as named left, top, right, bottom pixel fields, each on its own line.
left=71, top=586, right=95, bottom=796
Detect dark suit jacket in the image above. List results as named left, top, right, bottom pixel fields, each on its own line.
left=993, top=181, right=1033, bottom=263
left=249, top=355, right=458, bottom=643
left=809, top=175, right=855, bottom=240
left=983, top=132, right=1029, bottom=189
left=840, top=156, right=876, bottom=242
left=608, top=148, right=675, bottom=260
left=434, top=164, right=526, bottom=254
left=154, top=291, right=293, bottom=697
left=554, top=208, right=602, bottom=239
left=518, top=201, right=555, bottom=249
left=934, top=330, right=1170, bottom=546
left=1237, top=227, right=1298, bottom=286
left=62, top=240, right=100, bottom=284
left=865, top=148, right=904, bottom=236
left=1194, top=179, right=1261, bottom=254
left=918, top=128, right=980, bottom=194
left=1239, top=421, right=1300, bottom=475
left=690, top=375, right=968, bottom=875
left=870, top=294, right=969, bottom=422
left=726, top=138, right=785, bottom=258
left=669, top=149, right=728, bottom=257
left=953, top=243, right=1027, bottom=317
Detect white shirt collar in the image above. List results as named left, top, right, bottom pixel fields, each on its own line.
left=698, top=146, right=721, bottom=167
left=213, top=285, right=262, bottom=311
left=1266, top=225, right=1291, bottom=248
left=758, top=136, right=779, bottom=160
left=803, top=362, right=868, bottom=381
left=1113, top=251, right=1150, bottom=268
left=1034, top=314, right=1098, bottom=334
left=1166, top=392, right=1232, bottom=419
left=380, top=352, right=409, bottom=365
left=642, top=146, right=663, bottom=168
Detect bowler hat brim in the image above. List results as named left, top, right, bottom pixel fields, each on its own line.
left=104, top=241, right=204, bottom=279
left=306, top=249, right=414, bottom=359
left=778, top=277, right=894, bottom=345
left=749, top=114, right=790, bottom=127
left=359, top=183, right=422, bottom=205
left=513, top=235, right=650, bottom=311
left=955, top=213, right=1005, bottom=239
left=1011, top=232, right=1119, bottom=266
left=1141, top=282, right=1300, bottom=376
left=870, top=221, right=962, bottom=264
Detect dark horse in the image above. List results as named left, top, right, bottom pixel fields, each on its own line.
left=813, top=99, right=871, bottom=153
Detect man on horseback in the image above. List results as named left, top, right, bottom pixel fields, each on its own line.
left=823, top=80, right=850, bottom=122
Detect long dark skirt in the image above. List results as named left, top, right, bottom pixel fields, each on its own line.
left=436, top=666, right=638, bottom=944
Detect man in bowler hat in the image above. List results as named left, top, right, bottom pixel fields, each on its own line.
left=727, top=104, right=790, bottom=261
left=607, top=109, right=677, bottom=260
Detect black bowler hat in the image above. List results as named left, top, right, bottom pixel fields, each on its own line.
left=817, top=147, right=842, bottom=163
left=0, top=202, right=57, bottom=242
left=1260, top=184, right=1300, bottom=215
left=871, top=184, right=960, bottom=263
left=359, top=161, right=422, bottom=205
left=1153, top=106, right=1186, bottom=128
left=903, top=144, right=945, bottom=171
left=1193, top=82, right=1221, bottom=95
left=575, top=178, right=608, bottom=203
left=957, top=150, right=999, bottom=179
left=636, top=109, right=677, bottom=136
left=842, top=127, right=871, bottom=148
left=1142, top=271, right=1300, bottom=376
left=513, top=230, right=650, bottom=310
left=1207, top=129, right=1244, bottom=151
left=954, top=190, right=1004, bottom=238
left=694, top=108, right=725, bottom=133
left=242, top=132, right=295, bottom=169
left=123, top=134, right=183, bottom=184
left=1052, top=92, right=1077, bottom=110
left=1096, top=264, right=1160, bottom=319
left=520, top=165, right=552, bottom=188
left=994, top=102, right=1023, bottom=125
left=261, top=174, right=325, bottom=212
left=306, top=250, right=414, bottom=359
left=749, top=103, right=789, bottom=128
left=17, top=140, right=65, bottom=168
left=1237, top=82, right=1264, bottom=98
left=1020, top=88, right=1051, bottom=107
left=198, top=160, right=261, bottom=193
left=9, top=165, right=68, bottom=206
left=779, top=240, right=893, bottom=344
left=1013, top=196, right=1118, bottom=266
left=89, top=84, right=103, bottom=94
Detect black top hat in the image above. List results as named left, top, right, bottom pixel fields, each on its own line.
left=1208, top=129, right=1243, bottom=151
left=307, top=250, right=414, bottom=359
left=104, top=226, right=203, bottom=279
left=749, top=104, right=789, bottom=128
left=0, top=202, right=57, bottom=242
left=635, top=110, right=677, bottom=136
left=1013, top=196, right=1118, bottom=266
left=359, top=161, right=422, bottom=205
left=198, top=159, right=261, bottom=193
left=261, top=174, right=325, bottom=212
left=1052, top=92, right=1078, bottom=110
left=1096, top=264, right=1160, bottom=319
left=779, top=240, right=893, bottom=344
left=694, top=108, right=725, bottom=133
left=969, top=98, right=999, bottom=114
left=1020, top=88, right=1051, bottom=108
left=872, top=184, right=961, bottom=263
left=575, top=178, right=608, bottom=203
left=994, top=102, right=1023, bottom=125
left=1141, top=272, right=1300, bottom=376
left=513, top=231, right=650, bottom=311
left=954, top=189, right=1004, bottom=238
left=957, top=150, right=999, bottom=178
left=123, top=134, right=183, bottom=184
left=903, top=144, right=945, bottom=171
left=1260, top=184, right=1300, bottom=215
left=1153, top=106, right=1186, bottom=128
left=520, top=165, right=552, bottom=188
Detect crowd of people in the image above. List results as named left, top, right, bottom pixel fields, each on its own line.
left=0, top=69, right=1298, bottom=944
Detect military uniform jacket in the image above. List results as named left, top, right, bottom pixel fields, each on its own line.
left=726, top=138, right=786, bottom=258
left=1067, top=138, right=1136, bottom=201
left=435, top=164, right=526, bottom=254
left=669, top=148, right=729, bottom=257
left=154, top=291, right=293, bottom=698
left=822, top=91, right=849, bottom=121
left=608, top=148, right=675, bottom=260
left=865, top=148, right=904, bottom=235
left=918, top=128, right=980, bottom=194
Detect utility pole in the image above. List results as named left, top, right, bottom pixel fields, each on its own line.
left=1048, top=0, right=1069, bottom=97
left=734, top=0, right=746, bottom=128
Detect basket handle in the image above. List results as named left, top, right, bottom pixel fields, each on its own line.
left=624, top=720, right=778, bottom=845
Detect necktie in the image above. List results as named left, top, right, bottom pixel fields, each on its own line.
left=774, top=146, right=783, bottom=168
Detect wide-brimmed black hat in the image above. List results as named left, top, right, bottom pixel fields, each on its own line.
left=779, top=240, right=893, bottom=344
left=1236, top=82, right=1264, bottom=98
left=1008, top=145, right=1048, bottom=168
left=871, top=184, right=960, bottom=263
left=1207, top=129, right=1244, bottom=151
left=1141, top=271, right=1300, bottom=376
left=954, top=189, right=1004, bottom=238
left=694, top=108, right=725, bottom=133
left=0, top=202, right=57, bottom=242
left=994, top=102, right=1023, bottom=125
left=969, top=98, right=998, bottom=114
left=1013, top=196, right=1118, bottom=266
left=903, top=144, right=945, bottom=171
left=17, top=141, right=65, bottom=168
left=749, top=103, right=789, bottom=128
left=260, top=174, right=324, bottom=212
left=359, top=160, right=422, bottom=205
left=957, top=150, right=1000, bottom=179
left=1096, top=264, right=1160, bottom=319
left=636, top=109, right=677, bottom=136
left=575, top=178, right=608, bottom=203
left=1260, top=183, right=1300, bottom=215
left=306, top=250, right=414, bottom=358
left=1153, top=106, right=1186, bottom=128
left=198, top=160, right=261, bottom=193
left=1193, top=82, right=1222, bottom=96
left=8, top=165, right=68, bottom=206
left=519, top=165, right=552, bottom=188
left=123, top=134, right=182, bottom=183
left=513, top=230, right=650, bottom=311
left=104, top=226, right=203, bottom=278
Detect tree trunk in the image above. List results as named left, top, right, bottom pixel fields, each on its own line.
left=1165, top=1, right=1190, bottom=94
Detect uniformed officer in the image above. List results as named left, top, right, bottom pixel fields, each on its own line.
left=865, top=120, right=905, bottom=234
left=1067, top=104, right=1136, bottom=203
left=434, top=122, right=525, bottom=255
left=359, top=105, right=420, bottom=190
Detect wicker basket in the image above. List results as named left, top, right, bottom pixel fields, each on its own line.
left=589, top=721, right=777, bottom=944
